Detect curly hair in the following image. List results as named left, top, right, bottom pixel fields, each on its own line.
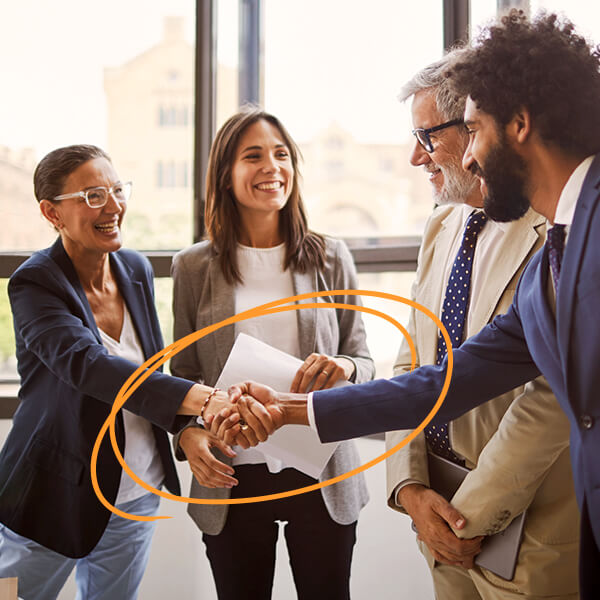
left=448, top=10, right=600, bottom=157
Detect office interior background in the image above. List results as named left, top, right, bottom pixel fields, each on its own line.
left=1, top=0, right=598, bottom=597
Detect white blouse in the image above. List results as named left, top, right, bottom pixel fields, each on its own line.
left=99, top=305, right=165, bottom=504
left=232, top=242, right=300, bottom=472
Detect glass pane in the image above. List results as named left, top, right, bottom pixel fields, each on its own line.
left=471, top=0, right=499, bottom=37
left=356, top=271, right=415, bottom=378
left=0, top=280, right=17, bottom=383
left=0, top=1, right=195, bottom=251
left=263, top=0, right=443, bottom=239
left=216, top=0, right=240, bottom=129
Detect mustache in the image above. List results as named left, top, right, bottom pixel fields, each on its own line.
left=468, top=161, right=484, bottom=177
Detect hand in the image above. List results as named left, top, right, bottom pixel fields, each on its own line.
left=228, top=382, right=286, bottom=429
left=178, top=426, right=238, bottom=489
left=398, top=484, right=484, bottom=568
left=206, top=394, right=279, bottom=449
left=290, top=353, right=355, bottom=393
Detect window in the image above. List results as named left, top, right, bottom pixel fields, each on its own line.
left=0, top=2, right=196, bottom=383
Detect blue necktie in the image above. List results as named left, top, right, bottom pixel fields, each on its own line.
left=547, top=224, right=566, bottom=287
left=424, top=210, right=488, bottom=464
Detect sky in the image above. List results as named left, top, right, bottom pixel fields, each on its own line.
left=2, top=0, right=600, bottom=159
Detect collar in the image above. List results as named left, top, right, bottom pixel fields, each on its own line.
left=459, top=203, right=509, bottom=233
left=553, top=155, right=595, bottom=226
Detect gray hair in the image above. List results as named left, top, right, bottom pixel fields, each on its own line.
left=398, top=48, right=468, bottom=121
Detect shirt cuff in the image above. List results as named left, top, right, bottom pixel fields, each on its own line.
left=394, top=479, right=427, bottom=507
left=307, top=391, right=319, bottom=433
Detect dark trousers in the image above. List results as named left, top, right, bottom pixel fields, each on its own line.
left=579, top=498, right=600, bottom=600
left=202, top=464, right=357, bottom=600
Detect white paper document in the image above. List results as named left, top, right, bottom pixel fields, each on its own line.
left=214, top=333, right=341, bottom=478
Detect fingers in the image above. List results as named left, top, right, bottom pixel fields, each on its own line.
left=290, top=354, right=346, bottom=393
left=240, top=395, right=276, bottom=441
left=190, top=461, right=238, bottom=489
left=179, top=427, right=238, bottom=489
left=409, top=490, right=483, bottom=563
left=227, top=383, right=247, bottom=403
left=211, top=408, right=245, bottom=447
left=234, top=397, right=261, bottom=446
left=437, top=499, right=467, bottom=530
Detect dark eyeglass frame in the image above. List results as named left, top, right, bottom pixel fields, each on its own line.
left=412, top=118, right=464, bottom=153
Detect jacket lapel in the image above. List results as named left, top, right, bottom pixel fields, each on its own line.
left=557, top=154, right=600, bottom=378
left=111, top=252, right=156, bottom=359
left=209, top=257, right=236, bottom=372
left=50, top=238, right=101, bottom=342
left=420, top=210, right=461, bottom=362
left=292, top=269, right=318, bottom=357
left=470, top=209, right=545, bottom=331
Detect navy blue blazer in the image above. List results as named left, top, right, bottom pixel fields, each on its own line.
left=314, top=155, right=600, bottom=565
left=0, top=238, right=193, bottom=558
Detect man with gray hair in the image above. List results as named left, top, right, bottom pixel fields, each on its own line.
left=385, top=52, right=579, bottom=599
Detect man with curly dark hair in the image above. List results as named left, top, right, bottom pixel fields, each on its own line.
left=224, top=10, right=600, bottom=599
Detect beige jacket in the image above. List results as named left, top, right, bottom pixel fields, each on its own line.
left=385, top=206, right=579, bottom=596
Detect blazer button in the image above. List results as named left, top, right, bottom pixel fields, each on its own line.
left=580, top=415, right=594, bottom=430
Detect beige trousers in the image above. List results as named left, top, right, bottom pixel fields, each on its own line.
left=417, top=541, right=579, bottom=600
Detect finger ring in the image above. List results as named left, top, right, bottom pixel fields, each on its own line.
left=239, top=419, right=249, bottom=431
left=322, top=370, right=329, bottom=376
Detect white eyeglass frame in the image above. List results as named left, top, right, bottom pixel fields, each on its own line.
left=52, top=181, right=132, bottom=208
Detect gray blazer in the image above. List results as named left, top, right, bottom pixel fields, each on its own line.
left=171, top=237, right=373, bottom=535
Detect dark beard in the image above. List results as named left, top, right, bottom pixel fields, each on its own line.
left=473, top=136, right=530, bottom=223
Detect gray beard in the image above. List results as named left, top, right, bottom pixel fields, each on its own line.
left=433, top=163, right=478, bottom=205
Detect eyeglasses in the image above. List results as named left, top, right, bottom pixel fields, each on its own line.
left=53, top=181, right=132, bottom=208
left=412, top=119, right=464, bottom=153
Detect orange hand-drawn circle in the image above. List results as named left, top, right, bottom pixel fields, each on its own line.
left=90, top=290, right=454, bottom=522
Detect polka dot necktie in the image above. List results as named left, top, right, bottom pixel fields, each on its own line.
left=424, top=210, right=488, bottom=465
left=547, top=224, right=566, bottom=288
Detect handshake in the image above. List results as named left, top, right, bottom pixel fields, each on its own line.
left=178, top=382, right=311, bottom=489
left=203, top=381, right=307, bottom=449
left=177, top=352, right=354, bottom=488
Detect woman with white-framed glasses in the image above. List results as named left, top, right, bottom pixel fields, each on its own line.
left=0, top=144, right=236, bottom=599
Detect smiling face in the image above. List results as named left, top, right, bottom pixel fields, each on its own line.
left=230, top=119, right=294, bottom=222
left=41, top=157, right=126, bottom=258
left=409, top=90, right=480, bottom=206
left=462, top=97, right=531, bottom=222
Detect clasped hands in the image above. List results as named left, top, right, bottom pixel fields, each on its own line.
left=398, top=483, right=484, bottom=569
left=178, top=353, right=353, bottom=489
left=204, top=381, right=285, bottom=449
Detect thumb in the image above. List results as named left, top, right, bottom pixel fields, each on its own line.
left=437, top=499, right=466, bottom=529
left=227, top=384, right=245, bottom=403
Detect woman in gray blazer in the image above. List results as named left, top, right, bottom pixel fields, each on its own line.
left=171, top=107, right=374, bottom=600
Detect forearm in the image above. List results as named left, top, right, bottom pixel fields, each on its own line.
left=278, top=393, right=310, bottom=425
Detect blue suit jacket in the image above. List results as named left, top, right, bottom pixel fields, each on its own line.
left=314, top=155, right=600, bottom=557
left=0, top=238, right=193, bottom=558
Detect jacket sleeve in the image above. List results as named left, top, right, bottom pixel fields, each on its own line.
left=450, top=375, right=571, bottom=538
left=312, top=299, right=541, bottom=443
left=9, top=263, right=193, bottom=434
left=330, top=239, right=375, bottom=384
left=385, top=271, right=429, bottom=512
left=170, top=251, right=206, bottom=384
left=170, top=250, right=207, bottom=454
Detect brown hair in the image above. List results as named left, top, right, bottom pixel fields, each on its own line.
left=33, top=144, right=110, bottom=202
left=205, top=106, right=325, bottom=284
